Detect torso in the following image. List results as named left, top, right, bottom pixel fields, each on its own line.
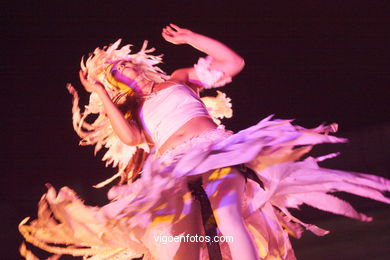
left=143, top=80, right=217, bottom=155
left=158, top=116, right=217, bottom=155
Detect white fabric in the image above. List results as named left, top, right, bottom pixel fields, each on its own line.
left=19, top=116, right=390, bottom=260
left=194, top=56, right=232, bottom=88
left=140, top=84, right=210, bottom=147
left=160, top=128, right=232, bottom=159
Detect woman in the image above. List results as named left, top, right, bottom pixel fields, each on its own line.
left=20, top=25, right=390, bottom=260
left=80, top=24, right=254, bottom=260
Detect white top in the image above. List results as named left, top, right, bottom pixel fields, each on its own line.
left=140, top=84, right=210, bottom=148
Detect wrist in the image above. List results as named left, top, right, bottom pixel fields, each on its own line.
left=95, top=85, right=108, bottom=96
left=185, top=31, right=197, bottom=46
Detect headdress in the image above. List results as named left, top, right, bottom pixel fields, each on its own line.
left=83, top=39, right=168, bottom=93
left=67, top=39, right=168, bottom=187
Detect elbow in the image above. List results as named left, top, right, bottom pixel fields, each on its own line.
left=121, top=133, right=142, bottom=146
left=121, top=135, right=134, bottom=146
left=236, top=56, right=245, bottom=73
left=230, top=56, right=245, bottom=76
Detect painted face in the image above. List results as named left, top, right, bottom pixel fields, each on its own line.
left=116, top=61, right=139, bottom=79
left=111, top=61, right=143, bottom=91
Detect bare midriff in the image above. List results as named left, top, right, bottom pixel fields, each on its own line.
left=157, top=116, right=217, bottom=155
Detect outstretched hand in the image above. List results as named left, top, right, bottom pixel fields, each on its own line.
left=162, top=24, right=193, bottom=45
left=79, top=70, right=105, bottom=94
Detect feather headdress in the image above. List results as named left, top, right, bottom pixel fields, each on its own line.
left=67, top=39, right=169, bottom=187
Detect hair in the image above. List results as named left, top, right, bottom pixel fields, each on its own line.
left=68, top=40, right=166, bottom=185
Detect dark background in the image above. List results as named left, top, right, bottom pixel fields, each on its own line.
left=3, top=1, right=390, bottom=259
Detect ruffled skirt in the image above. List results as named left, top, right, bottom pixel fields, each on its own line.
left=19, top=116, right=390, bottom=260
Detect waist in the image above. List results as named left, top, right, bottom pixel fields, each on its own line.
left=157, top=116, right=218, bottom=155
left=160, top=126, right=232, bottom=159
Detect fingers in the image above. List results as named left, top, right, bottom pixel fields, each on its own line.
left=79, top=69, right=94, bottom=92
left=162, top=27, right=176, bottom=37
left=163, top=24, right=181, bottom=34
left=166, top=25, right=177, bottom=34
left=79, top=69, right=95, bottom=84
left=169, top=24, right=181, bottom=31
left=79, top=70, right=86, bottom=83
left=162, top=29, right=175, bottom=44
left=79, top=70, right=91, bottom=85
left=162, top=24, right=188, bottom=45
left=79, top=69, right=88, bottom=78
left=161, top=30, right=172, bottom=41
left=162, top=28, right=171, bottom=36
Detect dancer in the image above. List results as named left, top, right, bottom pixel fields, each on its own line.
left=20, top=24, right=390, bottom=260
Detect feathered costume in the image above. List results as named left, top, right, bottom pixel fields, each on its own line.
left=19, top=40, right=390, bottom=260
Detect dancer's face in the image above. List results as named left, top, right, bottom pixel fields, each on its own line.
left=116, top=61, right=139, bottom=80
left=112, top=61, right=144, bottom=91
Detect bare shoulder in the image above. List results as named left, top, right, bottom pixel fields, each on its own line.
left=170, top=68, right=192, bottom=82
left=153, top=68, right=199, bottom=92
left=169, top=68, right=203, bottom=91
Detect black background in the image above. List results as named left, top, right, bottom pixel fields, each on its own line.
left=3, top=1, right=390, bottom=259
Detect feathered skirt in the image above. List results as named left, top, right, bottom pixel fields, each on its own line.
left=19, top=116, right=390, bottom=260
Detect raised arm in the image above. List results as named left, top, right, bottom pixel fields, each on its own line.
left=162, top=24, right=245, bottom=84
left=79, top=70, right=143, bottom=146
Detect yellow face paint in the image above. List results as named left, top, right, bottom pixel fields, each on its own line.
left=105, top=63, right=135, bottom=95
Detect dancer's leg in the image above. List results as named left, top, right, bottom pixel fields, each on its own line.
left=203, top=168, right=260, bottom=260
left=172, top=193, right=203, bottom=260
